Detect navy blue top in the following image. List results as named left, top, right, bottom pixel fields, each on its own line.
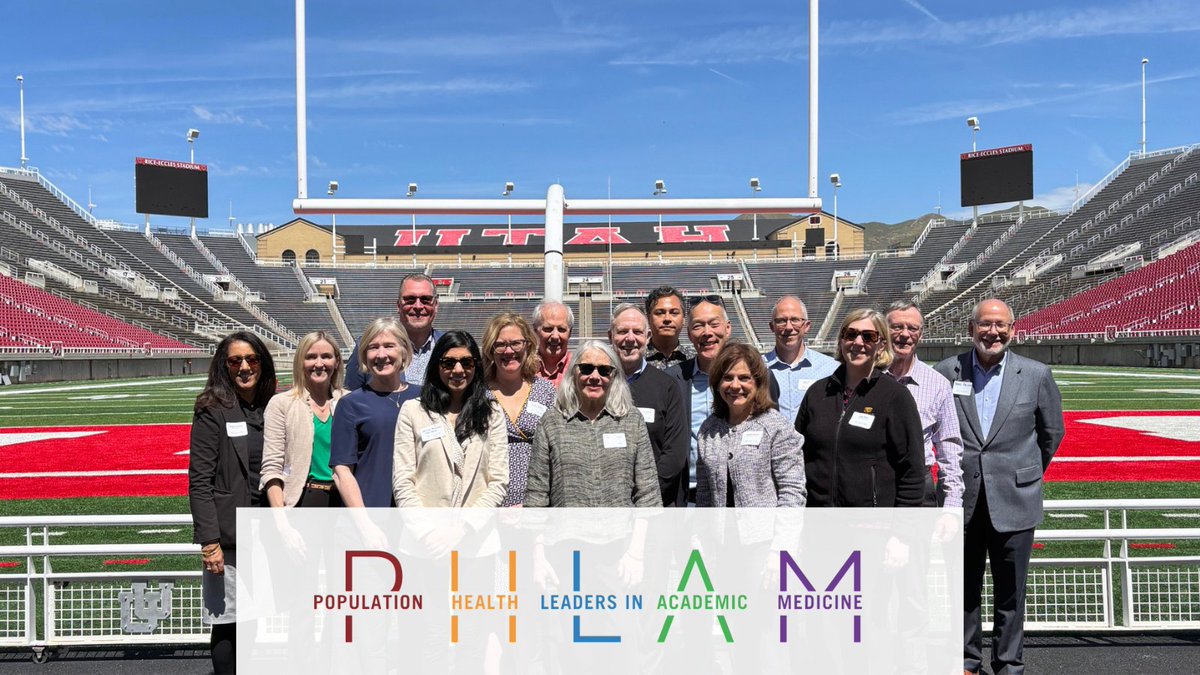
left=330, top=384, right=421, bottom=507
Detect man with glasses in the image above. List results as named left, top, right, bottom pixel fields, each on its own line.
left=935, top=299, right=1064, bottom=675
left=644, top=285, right=694, bottom=370
left=609, top=303, right=690, bottom=506
left=345, top=273, right=443, bottom=388
left=668, top=295, right=779, bottom=504
left=764, top=295, right=838, bottom=424
left=531, top=300, right=574, bottom=387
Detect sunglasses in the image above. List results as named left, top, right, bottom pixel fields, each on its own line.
left=689, top=294, right=725, bottom=309
left=401, top=295, right=436, bottom=306
left=438, top=356, right=476, bottom=370
left=840, top=329, right=881, bottom=345
left=226, top=355, right=260, bottom=368
left=577, top=363, right=616, bottom=378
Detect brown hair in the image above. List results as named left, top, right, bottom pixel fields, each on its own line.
left=709, top=342, right=777, bottom=420
left=481, top=311, right=539, bottom=382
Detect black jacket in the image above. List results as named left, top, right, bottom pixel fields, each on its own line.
left=795, top=365, right=924, bottom=508
left=628, top=364, right=691, bottom=506
left=188, top=400, right=265, bottom=548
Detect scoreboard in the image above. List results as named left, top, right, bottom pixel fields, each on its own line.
left=135, top=157, right=209, bottom=218
left=960, top=144, right=1033, bottom=208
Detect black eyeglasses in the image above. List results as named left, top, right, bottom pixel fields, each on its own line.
left=689, top=294, right=725, bottom=309
left=491, top=339, right=528, bottom=353
left=577, top=363, right=616, bottom=378
left=226, top=355, right=260, bottom=368
left=840, top=329, right=881, bottom=345
left=400, top=295, right=437, bottom=306
left=438, top=356, right=476, bottom=370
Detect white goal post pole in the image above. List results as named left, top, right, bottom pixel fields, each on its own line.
left=292, top=197, right=820, bottom=217
left=545, top=184, right=565, bottom=301
left=808, top=0, right=818, bottom=200
left=295, top=0, right=308, bottom=200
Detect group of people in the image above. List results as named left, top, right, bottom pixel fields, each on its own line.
left=189, top=272, right=1064, bottom=675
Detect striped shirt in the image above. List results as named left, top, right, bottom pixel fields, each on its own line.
left=887, top=357, right=965, bottom=509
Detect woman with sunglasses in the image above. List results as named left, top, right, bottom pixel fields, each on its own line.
left=331, top=317, right=420, bottom=508
left=696, top=343, right=806, bottom=507
left=481, top=312, right=556, bottom=507
left=795, top=308, right=925, bottom=508
left=525, top=340, right=658, bottom=508
left=261, top=331, right=348, bottom=509
left=392, top=330, right=509, bottom=510
left=188, top=331, right=277, bottom=674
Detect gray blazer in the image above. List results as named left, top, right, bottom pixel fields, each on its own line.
left=935, top=351, right=1064, bottom=532
left=696, top=409, right=806, bottom=507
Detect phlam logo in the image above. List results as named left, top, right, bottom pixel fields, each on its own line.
left=311, top=551, right=425, bottom=642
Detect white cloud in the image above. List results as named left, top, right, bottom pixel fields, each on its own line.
left=901, top=0, right=943, bottom=24
left=1031, top=183, right=1094, bottom=212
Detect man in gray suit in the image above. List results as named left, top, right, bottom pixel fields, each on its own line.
left=935, top=299, right=1064, bottom=675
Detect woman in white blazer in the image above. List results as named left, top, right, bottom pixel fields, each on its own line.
left=261, top=331, right=348, bottom=508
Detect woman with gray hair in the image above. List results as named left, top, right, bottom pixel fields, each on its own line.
left=524, top=340, right=659, bottom=507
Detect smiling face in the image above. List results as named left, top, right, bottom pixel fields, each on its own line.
left=887, top=307, right=924, bottom=362
left=536, top=304, right=572, bottom=363
left=970, top=299, right=1014, bottom=364
left=396, top=278, right=438, bottom=335
left=226, top=340, right=260, bottom=399
left=840, top=318, right=882, bottom=370
left=438, top=346, right=475, bottom=398
left=492, top=324, right=528, bottom=379
left=770, top=297, right=811, bottom=352
left=575, top=348, right=614, bottom=405
left=718, top=358, right=757, bottom=417
left=649, top=295, right=684, bottom=344
left=365, top=329, right=406, bottom=382
left=302, top=339, right=338, bottom=392
left=609, top=309, right=649, bottom=372
left=688, top=301, right=731, bottom=364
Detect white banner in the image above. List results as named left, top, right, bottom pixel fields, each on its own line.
left=236, top=508, right=962, bottom=673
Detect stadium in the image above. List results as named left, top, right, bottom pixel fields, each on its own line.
left=2, top=0, right=1200, bottom=672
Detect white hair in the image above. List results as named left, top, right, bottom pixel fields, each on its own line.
left=532, top=300, right=575, bottom=330
left=609, top=302, right=650, bottom=333
left=554, top=340, right=633, bottom=419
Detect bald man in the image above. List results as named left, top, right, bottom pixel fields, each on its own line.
left=763, top=295, right=838, bottom=424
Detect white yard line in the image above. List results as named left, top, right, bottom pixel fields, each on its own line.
left=0, top=469, right=187, bottom=478
left=137, top=528, right=184, bottom=534
left=1055, top=369, right=1200, bottom=380
left=1054, top=456, right=1200, bottom=462
left=1048, top=513, right=1088, bottom=519
left=1162, top=513, right=1200, bottom=519
left=0, top=377, right=206, bottom=397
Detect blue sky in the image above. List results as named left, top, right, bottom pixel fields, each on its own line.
left=2, top=0, right=1199, bottom=232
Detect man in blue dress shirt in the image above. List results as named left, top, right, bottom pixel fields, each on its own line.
left=762, top=295, right=837, bottom=425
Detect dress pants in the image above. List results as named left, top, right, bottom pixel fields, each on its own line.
left=963, top=483, right=1035, bottom=675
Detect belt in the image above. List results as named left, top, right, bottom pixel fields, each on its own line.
left=305, top=480, right=334, bottom=492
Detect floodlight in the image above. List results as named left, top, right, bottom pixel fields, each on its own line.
left=503, top=181, right=514, bottom=196
left=327, top=181, right=338, bottom=195
left=654, top=179, right=666, bottom=195
left=406, top=183, right=418, bottom=197
left=829, top=173, right=841, bottom=187
left=750, top=177, right=761, bottom=191
left=186, top=128, right=200, bottom=141
left=966, top=116, right=979, bottom=131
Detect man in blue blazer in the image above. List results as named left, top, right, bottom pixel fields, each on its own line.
left=936, top=299, right=1064, bottom=675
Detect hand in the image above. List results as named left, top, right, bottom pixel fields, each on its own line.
left=883, top=536, right=910, bottom=568
left=617, top=552, right=644, bottom=587
left=202, top=544, right=225, bottom=576
left=280, top=524, right=308, bottom=559
left=761, top=556, right=781, bottom=591
left=533, top=550, right=560, bottom=590
left=423, top=523, right=466, bottom=558
left=933, top=513, right=961, bottom=543
left=359, top=522, right=389, bottom=550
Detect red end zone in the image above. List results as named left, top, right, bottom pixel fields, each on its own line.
left=1047, top=411, right=1200, bottom=482
left=0, top=425, right=190, bottom=500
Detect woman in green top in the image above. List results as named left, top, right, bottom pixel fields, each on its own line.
left=261, top=331, right=349, bottom=507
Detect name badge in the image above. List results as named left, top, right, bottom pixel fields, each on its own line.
left=603, top=433, right=627, bottom=449
left=953, top=380, right=973, bottom=396
left=421, top=425, right=445, bottom=443
left=848, top=412, right=875, bottom=429
left=638, top=407, right=656, bottom=424
left=225, top=421, right=248, bottom=438
left=282, top=464, right=292, bottom=477
left=526, top=401, right=548, bottom=417
left=740, top=430, right=764, bottom=446
left=796, top=379, right=815, bottom=393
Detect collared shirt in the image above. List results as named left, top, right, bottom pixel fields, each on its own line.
left=972, top=350, right=1006, bottom=439
left=537, top=352, right=571, bottom=387
left=887, top=357, right=966, bottom=508
left=405, top=331, right=438, bottom=386
left=625, top=358, right=649, bottom=384
left=688, top=368, right=712, bottom=489
left=646, top=340, right=694, bottom=370
left=764, top=346, right=839, bottom=425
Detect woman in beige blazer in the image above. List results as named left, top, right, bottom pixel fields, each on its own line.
left=393, top=330, right=508, bottom=515
left=261, top=331, right=349, bottom=508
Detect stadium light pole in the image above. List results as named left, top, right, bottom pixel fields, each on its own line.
left=16, top=75, right=27, bottom=169
left=654, top=179, right=666, bottom=252
left=503, top=181, right=514, bottom=266
left=750, top=177, right=761, bottom=241
left=328, top=180, right=339, bottom=265
left=967, top=116, right=980, bottom=227
left=1141, top=57, right=1149, bottom=157
left=407, top=182, right=418, bottom=266
left=830, top=173, right=841, bottom=260
left=186, top=128, right=200, bottom=237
